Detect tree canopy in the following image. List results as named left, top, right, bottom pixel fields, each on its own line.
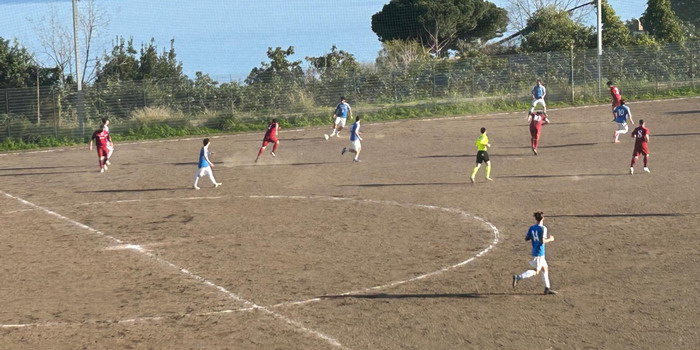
left=670, top=0, right=699, bottom=30
left=520, top=7, right=593, bottom=52
left=95, top=37, right=185, bottom=83
left=246, top=46, right=303, bottom=86
left=600, top=0, right=631, bottom=47
left=371, top=0, right=508, bottom=56
left=0, top=37, right=60, bottom=89
left=641, top=0, right=685, bottom=42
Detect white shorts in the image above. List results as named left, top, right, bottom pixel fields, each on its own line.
left=196, top=166, right=213, bottom=178
left=350, top=140, right=361, bottom=151
left=532, top=98, right=546, bottom=108
left=616, top=122, right=629, bottom=134
left=334, top=117, right=347, bottom=128
left=528, top=256, right=548, bottom=271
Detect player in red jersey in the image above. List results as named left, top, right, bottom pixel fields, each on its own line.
left=527, top=111, right=550, bottom=155
left=255, top=118, right=280, bottom=163
left=607, top=81, right=622, bottom=110
left=89, top=125, right=111, bottom=173
left=629, top=119, right=650, bottom=174
left=101, top=118, right=114, bottom=165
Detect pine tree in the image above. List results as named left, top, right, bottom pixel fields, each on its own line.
left=641, top=0, right=685, bottom=42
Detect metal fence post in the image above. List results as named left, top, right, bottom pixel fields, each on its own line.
left=570, top=45, right=575, bottom=103
left=655, top=49, right=659, bottom=95
left=52, top=88, right=57, bottom=138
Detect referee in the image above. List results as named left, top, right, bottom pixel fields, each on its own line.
left=470, top=127, right=493, bottom=183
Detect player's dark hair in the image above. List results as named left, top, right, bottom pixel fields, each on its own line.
left=203, top=138, right=210, bottom=146
left=480, top=127, right=486, bottom=133
left=271, top=118, right=278, bottom=123
left=620, top=99, right=626, bottom=105
left=534, top=211, right=544, bottom=221
left=639, top=119, right=644, bottom=125
left=340, top=96, right=346, bottom=101
left=356, top=115, right=362, bottom=121
left=607, top=80, right=614, bottom=86
left=101, top=117, right=108, bottom=124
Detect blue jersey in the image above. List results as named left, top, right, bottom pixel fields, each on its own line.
left=532, top=85, right=546, bottom=99
left=350, top=122, right=360, bottom=141
left=198, top=146, right=210, bottom=168
left=526, top=224, right=548, bottom=257
left=613, top=105, right=630, bottom=123
left=335, top=102, right=350, bottom=118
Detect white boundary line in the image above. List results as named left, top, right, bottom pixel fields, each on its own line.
left=1, top=194, right=500, bottom=329
left=0, top=190, right=346, bottom=349
left=1, top=95, right=698, bottom=158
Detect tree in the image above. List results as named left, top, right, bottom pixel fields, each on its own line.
left=520, top=7, right=594, bottom=52
left=599, top=0, right=631, bottom=47
left=375, top=40, right=431, bottom=71
left=371, top=0, right=508, bottom=56
left=30, top=0, right=109, bottom=85
left=641, top=0, right=685, bottom=42
left=505, top=0, right=593, bottom=31
left=670, top=0, right=699, bottom=31
left=0, top=37, right=54, bottom=89
left=246, top=47, right=303, bottom=85
left=95, top=37, right=185, bottom=83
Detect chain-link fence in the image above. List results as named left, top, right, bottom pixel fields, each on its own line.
left=2, top=40, right=698, bottom=144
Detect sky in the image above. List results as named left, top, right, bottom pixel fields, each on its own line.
left=0, top=0, right=648, bottom=82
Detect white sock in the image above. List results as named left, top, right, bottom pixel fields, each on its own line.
left=542, top=270, right=551, bottom=288
left=193, top=176, right=200, bottom=187
left=518, top=270, right=537, bottom=279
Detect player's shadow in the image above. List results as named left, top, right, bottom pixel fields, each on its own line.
left=418, top=153, right=526, bottom=159
left=339, top=182, right=463, bottom=188
left=538, top=142, right=598, bottom=148
left=0, top=170, right=86, bottom=177
left=321, top=292, right=536, bottom=299
left=666, top=110, right=700, bottom=115
left=0, top=165, right=85, bottom=171
left=77, top=187, right=184, bottom=193
left=549, top=213, right=696, bottom=218
left=654, top=132, right=700, bottom=137
left=499, top=173, right=626, bottom=179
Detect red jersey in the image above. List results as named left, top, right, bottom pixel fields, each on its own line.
left=610, top=86, right=621, bottom=101
left=264, top=122, right=279, bottom=139
left=529, top=112, right=548, bottom=130
left=632, top=126, right=649, bottom=146
left=91, top=129, right=110, bottom=148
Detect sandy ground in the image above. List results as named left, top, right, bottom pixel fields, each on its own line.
left=1, top=98, right=699, bottom=349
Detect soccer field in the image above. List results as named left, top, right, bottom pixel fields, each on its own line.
left=1, top=98, right=699, bottom=349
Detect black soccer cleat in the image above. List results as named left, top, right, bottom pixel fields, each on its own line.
left=544, top=287, right=558, bottom=295
left=512, top=275, right=518, bottom=288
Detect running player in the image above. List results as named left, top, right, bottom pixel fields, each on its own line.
left=193, top=138, right=222, bottom=190
left=607, top=81, right=622, bottom=111
left=325, top=96, right=352, bottom=140
left=530, top=79, right=547, bottom=114
left=612, top=99, right=634, bottom=143
left=101, top=118, right=114, bottom=165
left=470, top=127, right=492, bottom=183
left=341, top=115, right=362, bottom=162
left=255, top=118, right=280, bottom=163
left=88, top=125, right=111, bottom=173
left=512, top=211, right=558, bottom=295
left=527, top=111, right=550, bottom=155
left=630, top=119, right=650, bottom=174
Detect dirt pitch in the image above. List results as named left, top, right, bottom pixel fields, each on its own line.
left=1, top=98, right=699, bottom=350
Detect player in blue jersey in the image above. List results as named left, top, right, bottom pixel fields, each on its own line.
left=612, top=99, right=634, bottom=143
left=325, top=96, right=352, bottom=140
left=193, top=138, right=222, bottom=190
left=512, top=211, right=558, bottom=295
left=529, top=80, right=547, bottom=114
left=341, top=115, right=362, bottom=162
